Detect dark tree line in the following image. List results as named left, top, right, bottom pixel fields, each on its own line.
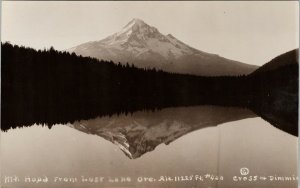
left=1, top=43, right=298, bottom=135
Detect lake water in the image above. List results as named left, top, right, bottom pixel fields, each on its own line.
left=1, top=106, right=298, bottom=188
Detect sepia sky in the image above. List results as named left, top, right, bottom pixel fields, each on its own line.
left=1, top=1, right=299, bottom=66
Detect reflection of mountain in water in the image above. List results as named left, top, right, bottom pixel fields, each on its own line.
left=69, top=106, right=256, bottom=159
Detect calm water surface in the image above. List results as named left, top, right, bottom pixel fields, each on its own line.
left=1, top=106, right=297, bottom=188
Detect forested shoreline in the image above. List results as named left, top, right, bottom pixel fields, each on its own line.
left=1, top=43, right=298, bottom=135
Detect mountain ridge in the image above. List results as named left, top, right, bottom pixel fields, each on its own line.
left=68, top=18, right=258, bottom=76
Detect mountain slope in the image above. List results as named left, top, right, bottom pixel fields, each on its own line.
left=252, top=49, right=298, bottom=74
left=68, top=18, right=258, bottom=76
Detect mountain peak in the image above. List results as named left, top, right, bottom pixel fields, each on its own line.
left=131, top=18, right=145, bottom=24
left=106, top=18, right=162, bottom=45
left=123, top=18, right=146, bottom=28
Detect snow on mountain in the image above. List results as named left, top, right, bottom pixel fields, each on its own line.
left=68, top=18, right=258, bottom=76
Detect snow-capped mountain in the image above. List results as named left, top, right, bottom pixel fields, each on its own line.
left=69, top=106, right=256, bottom=159
left=68, top=18, right=258, bottom=76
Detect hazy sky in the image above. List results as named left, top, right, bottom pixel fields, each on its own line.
left=1, top=1, right=299, bottom=66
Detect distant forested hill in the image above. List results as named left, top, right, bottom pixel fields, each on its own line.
left=248, top=49, right=298, bottom=136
